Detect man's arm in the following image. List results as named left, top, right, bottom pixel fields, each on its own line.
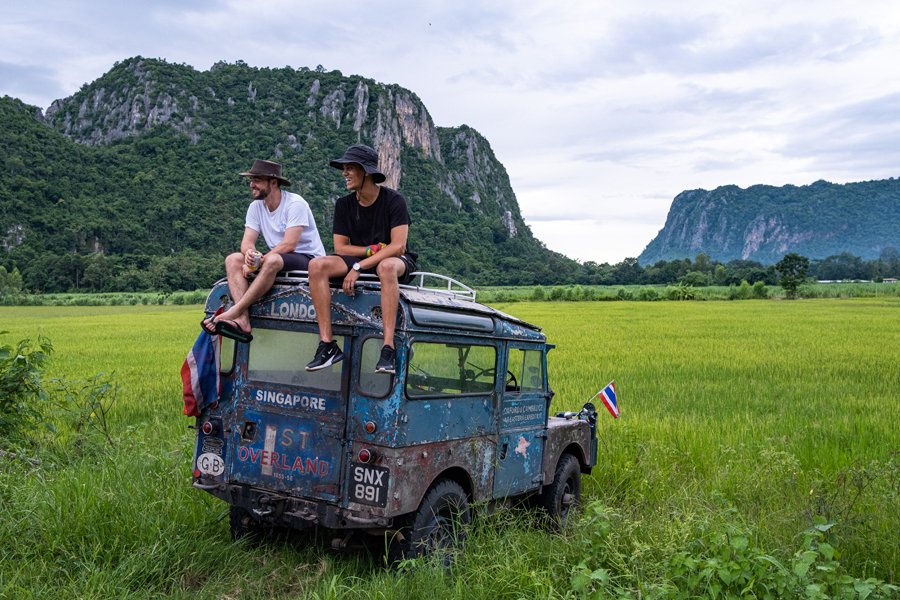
left=339, top=225, right=407, bottom=270
left=265, top=226, right=303, bottom=257
left=333, top=233, right=365, bottom=258
left=378, top=224, right=408, bottom=260
left=240, top=228, right=260, bottom=254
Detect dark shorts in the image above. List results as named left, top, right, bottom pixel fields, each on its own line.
left=336, top=253, right=418, bottom=284
left=279, top=253, right=316, bottom=272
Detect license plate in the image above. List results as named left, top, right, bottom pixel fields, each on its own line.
left=350, top=462, right=390, bottom=507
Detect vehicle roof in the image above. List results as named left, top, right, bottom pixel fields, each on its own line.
left=203, top=272, right=545, bottom=342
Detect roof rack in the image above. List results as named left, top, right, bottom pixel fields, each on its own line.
left=270, top=271, right=477, bottom=301
left=401, top=272, right=477, bottom=301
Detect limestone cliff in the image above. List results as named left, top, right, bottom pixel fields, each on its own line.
left=4, top=57, right=572, bottom=287
left=40, top=57, right=528, bottom=242
left=639, top=180, right=900, bottom=264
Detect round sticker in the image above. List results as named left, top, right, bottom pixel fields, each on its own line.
left=196, top=452, right=225, bottom=476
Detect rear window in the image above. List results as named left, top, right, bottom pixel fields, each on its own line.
left=358, top=337, right=392, bottom=397
left=406, top=342, right=496, bottom=398
left=248, top=329, right=344, bottom=391
left=220, top=337, right=235, bottom=373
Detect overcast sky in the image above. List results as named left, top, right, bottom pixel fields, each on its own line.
left=3, top=0, right=899, bottom=264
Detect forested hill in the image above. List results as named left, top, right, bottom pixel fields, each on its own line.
left=639, top=179, right=900, bottom=264
left=0, top=57, right=578, bottom=293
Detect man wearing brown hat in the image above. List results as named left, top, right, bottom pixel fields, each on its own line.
left=202, top=159, right=325, bottom=342
left=305, top=144, right=417, bottom=373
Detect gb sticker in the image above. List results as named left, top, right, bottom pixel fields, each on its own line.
left=197, top=452, right=225, bottom=476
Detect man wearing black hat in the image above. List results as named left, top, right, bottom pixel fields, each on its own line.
left=202, top=160, right=325, bottom=342
left=305, top=144, right=418, bottom=373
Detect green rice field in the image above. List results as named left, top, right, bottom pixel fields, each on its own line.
left=0, top=298, right=897, bottom=598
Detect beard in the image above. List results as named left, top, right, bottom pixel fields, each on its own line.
left=252, top=184, right=271, bottom=200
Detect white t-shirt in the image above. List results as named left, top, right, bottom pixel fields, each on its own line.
left=244, top=190, right=326, bottom=256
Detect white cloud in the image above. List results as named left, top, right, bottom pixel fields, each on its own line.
left=2, top=0, right=899, bottom=264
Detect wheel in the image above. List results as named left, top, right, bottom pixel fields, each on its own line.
left=229, top=506, right=265, bottom=544
left=388, top=479, right=471, bottom=566
left=539, top=453, right=581, bottom=531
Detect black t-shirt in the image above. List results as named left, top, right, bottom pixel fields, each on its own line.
left=333, top=187, right=414, bottom=256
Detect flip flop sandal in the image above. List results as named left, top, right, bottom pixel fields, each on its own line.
left=215, top=319, right=253, bottom=343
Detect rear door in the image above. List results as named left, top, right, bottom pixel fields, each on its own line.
left=227, top=324, right=350, bottom=504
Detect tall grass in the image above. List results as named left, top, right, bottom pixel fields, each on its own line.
left=0, top=299, right=897, bottom=598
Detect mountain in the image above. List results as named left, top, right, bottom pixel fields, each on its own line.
left=639, top=180, right=900, bottom=265
left=0, top=57, right=579, bottom=293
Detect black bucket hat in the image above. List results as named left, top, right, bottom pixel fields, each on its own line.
left=329, top=144, right=386, bottom=184
left=240, top=160, right=291, bottom=186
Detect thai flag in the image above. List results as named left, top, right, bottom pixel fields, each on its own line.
left=181, top=330, right=221, bottom=417
left=597, top=380, right=619, bottom=419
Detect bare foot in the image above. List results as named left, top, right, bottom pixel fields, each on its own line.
left=214, top=308, right=251, bottom=334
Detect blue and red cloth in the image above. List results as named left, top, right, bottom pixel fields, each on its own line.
left=181, top=329, right=221, bottom=417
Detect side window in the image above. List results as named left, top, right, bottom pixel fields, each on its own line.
left=506, top=348, right=544, bottom=393
left=521, top=349, right=544, bottom=392
left=406, top=342, right=496, bottom=398
left=248, top=329, right=344, bottom=391
left=220, top=337, right=235, bottom=373
left=358, top=338, right=392, bottom=397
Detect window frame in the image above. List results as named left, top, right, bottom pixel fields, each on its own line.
left=355, top=334, right=394, bottom=399
left=504, top=345, right=547, bottom=395
left=245, top=325, right=346, bottom=393
left=404, top=338, right=498, bottom=400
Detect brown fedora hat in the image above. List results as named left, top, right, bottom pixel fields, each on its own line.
left=239, top=159, right=291, bottom=186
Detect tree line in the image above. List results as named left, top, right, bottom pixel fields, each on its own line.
left=1, top=249, right=896, bottom=298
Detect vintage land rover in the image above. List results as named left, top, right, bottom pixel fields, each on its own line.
left=190, top=272, right=597, bottom=560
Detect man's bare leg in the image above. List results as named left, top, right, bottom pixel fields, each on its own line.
left=377, top=258, right=406, bottom=348
left=308, top=256, right=351, bottom=342
left=215, top=254, right=285, bottom=332
left=203, top=252, right=247, bottom=332
left=224, top=252, right=249, bottom=306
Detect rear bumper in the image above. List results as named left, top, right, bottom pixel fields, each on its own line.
left=194, top=479, right=393, bottom=530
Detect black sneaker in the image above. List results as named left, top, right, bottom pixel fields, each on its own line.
left=306, top=340, right=343, bottom=371
left=375, top=345, right=396, bottom=374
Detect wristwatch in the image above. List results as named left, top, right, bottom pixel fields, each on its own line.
left=352, top=262, right=362, bottom=272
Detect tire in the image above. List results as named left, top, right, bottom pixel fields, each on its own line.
left=539, top=453, right=581, bottom=531
left=388, top=479, right=471, bottom=566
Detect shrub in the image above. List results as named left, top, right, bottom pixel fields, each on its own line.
left=0, top=335, right=52, bottom=441
left=637, top=287, right=659, bottom=301
left=752, top=280, right=769, bottom=299
left=666, top=282, right=696, bottom=300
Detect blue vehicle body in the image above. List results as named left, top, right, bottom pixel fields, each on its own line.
left=191, top=273, right=597, bottom=550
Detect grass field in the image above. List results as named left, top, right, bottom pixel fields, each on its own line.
left=1, top=298, right=898, bottom=598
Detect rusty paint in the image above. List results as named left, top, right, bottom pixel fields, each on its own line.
left=192, top=276, right=596, bottom=536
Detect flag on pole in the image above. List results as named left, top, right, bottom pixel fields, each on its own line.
left=597, top=380, right=619, bottom=418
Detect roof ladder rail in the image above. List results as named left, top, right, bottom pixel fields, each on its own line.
left=400, top=272, right=477, bottom=301
left=264, top=270, right=476, bottom=301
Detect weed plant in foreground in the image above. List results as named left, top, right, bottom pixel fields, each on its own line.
left=0, top=299, right=897, bottom=598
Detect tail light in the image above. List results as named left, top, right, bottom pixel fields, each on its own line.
left=357, top=448, right=373, bottom=463
left=201, top=420, right=218, bottom=435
